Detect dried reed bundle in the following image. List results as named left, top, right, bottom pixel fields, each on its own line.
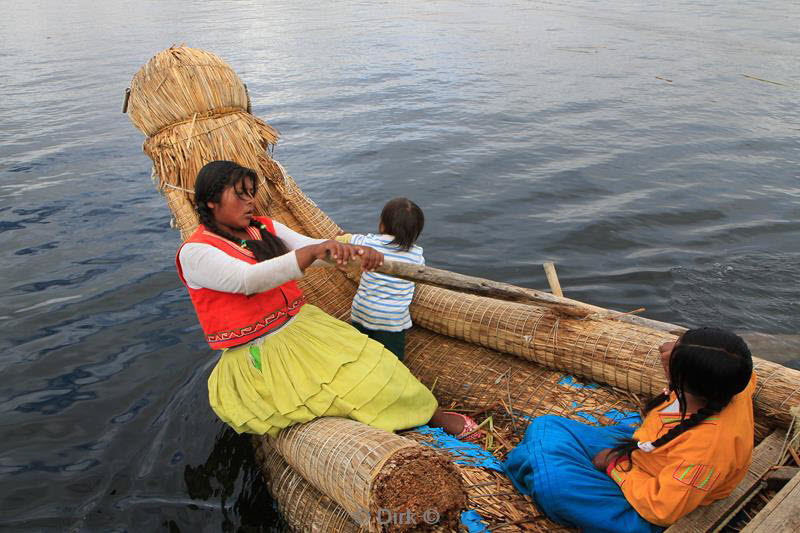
left=404, top=328, right=771, bottom=443
left=264, top=417, right=466, bottom=532
left=128, top=46, right=250, bottom=136
left=408, top=285, right=800, bottom=430
left=254, top=438, right=365, bottom=533
left=258, top=438, right=568, bottom=533
left=144, top=112, right=278, bottom=194
left=409, top=287, right=670, bottom=395
left=257, top=436, right=555, bottom=533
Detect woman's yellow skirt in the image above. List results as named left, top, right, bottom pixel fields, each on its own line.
left=208, top=304, right=438, bottom=437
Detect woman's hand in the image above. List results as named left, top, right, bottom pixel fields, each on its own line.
left=296, top=241, right=383, bottom=272
left=592, top=448, right=617, bottom=472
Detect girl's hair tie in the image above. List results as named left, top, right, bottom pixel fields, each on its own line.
left=240, top=240, right=248, bottom=248
left=637, top=441, right=655, bottom=453
left=260, top=223, right=267, bottom=230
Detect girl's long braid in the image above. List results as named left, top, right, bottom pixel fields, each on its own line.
left=611, top=397, right=726, bottom=471
left=610, top=330, right=752, bottom=470
left=246, top=219, right=289, bottom=261
left=650, top=399, right=725, bottom=447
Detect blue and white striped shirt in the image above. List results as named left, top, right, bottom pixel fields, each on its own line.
left=347, top=233, right=424, bottom=332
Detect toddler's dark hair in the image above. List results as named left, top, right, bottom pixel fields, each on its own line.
left=380, top=197, right=424, bottom=251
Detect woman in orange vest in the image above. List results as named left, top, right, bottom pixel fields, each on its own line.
left=177, top=160, right=480, bottom=439
left=504, top=328, right=754, bottom=532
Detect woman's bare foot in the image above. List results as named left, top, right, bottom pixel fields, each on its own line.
left=428, top=409, right=466, bottom=435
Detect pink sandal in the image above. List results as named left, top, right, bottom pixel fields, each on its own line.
left=445, top=412, right=485, bottom=443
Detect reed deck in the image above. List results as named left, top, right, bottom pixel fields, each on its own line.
left=740, top=468, right=800, bottom=533
left=666, top=429, right=786, bottom=533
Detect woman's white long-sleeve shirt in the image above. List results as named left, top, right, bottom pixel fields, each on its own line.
left=178, top=221, right=327, bottom=295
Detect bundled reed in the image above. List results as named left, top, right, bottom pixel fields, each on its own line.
left=144, top=112, right=277, bottom=195
left=255, top=440, right=364, bottom=532
left=408, top=285, right=800, bottom=429
left=257, top=445, right=566, bottom=533
left=267, top=417, right=466, bottom=532
left=128, top=46, right=250, bottom=136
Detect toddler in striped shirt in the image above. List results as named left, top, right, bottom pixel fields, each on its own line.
left=336, top=197, right=425, bottom=361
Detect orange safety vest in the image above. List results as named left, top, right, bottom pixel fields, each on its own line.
left=176, top=216, right=305, bottom=350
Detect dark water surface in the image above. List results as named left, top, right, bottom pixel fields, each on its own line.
left=1, top=1, right=798, bottom=530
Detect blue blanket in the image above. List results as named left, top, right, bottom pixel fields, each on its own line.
left=503, top=415, right=663, bottom=533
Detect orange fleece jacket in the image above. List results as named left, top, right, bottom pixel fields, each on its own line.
left=608, top=373, right=756, bottom=526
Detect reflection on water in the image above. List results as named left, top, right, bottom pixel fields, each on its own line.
left=1, top=0, right=798, bottom=530
left=183, top=428, right=283, bottom=532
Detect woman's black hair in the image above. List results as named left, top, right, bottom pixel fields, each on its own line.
left=611, top=327, right=752, bottom=469
left=380, top=197, right=424, bottom=251
left=194, top=160, right=288, bottom=262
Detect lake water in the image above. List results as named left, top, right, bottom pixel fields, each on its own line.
left=1, top=1, right=798, bottom=530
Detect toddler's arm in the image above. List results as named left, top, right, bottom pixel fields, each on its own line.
left=334, top=233, right=367, bottom=245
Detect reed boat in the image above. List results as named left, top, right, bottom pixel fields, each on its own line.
left=125, top=46, right=800, bottom=533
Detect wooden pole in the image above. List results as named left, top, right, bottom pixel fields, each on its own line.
left=327, top=259, right=686, bottom=335
left=542, top=262, right=563, bottom=297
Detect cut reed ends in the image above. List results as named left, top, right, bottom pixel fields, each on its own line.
left=266, top=417, right=466, bottom=532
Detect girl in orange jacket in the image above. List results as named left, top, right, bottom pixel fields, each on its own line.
left=504, top=328, right=754, bottom=532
